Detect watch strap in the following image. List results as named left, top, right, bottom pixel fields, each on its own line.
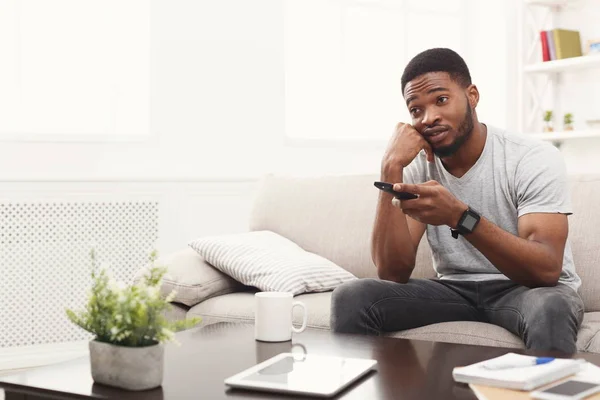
left=451, top=207, right=481, bottom=239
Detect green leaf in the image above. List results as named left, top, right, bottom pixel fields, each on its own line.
left=66, top=249, right=202, bottom=347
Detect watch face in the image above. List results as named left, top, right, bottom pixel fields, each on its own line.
left=462, top=214, right=479, bottom=231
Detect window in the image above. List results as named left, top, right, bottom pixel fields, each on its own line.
left=284, top=0, right=467, bottom=142
left=0, top=0, right=150, bottom=141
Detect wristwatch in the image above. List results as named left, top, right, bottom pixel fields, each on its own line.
left=451, top=207, right=481, bottom=239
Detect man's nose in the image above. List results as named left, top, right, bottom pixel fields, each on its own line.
left=421, top=109, right=441, bottom=127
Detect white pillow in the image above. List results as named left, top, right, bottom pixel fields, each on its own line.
left=188, top=231, right=357, bottom=295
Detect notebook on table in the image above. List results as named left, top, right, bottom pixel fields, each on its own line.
left=467, top=361, right=600, bottom=400
left=452, top=353, right=586, bottom=391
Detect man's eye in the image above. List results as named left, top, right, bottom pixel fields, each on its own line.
left=438, top=96, right=449, bottom=104
left=410, top=108, right=421, bottom=116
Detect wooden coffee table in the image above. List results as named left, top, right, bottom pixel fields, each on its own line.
left=2, top=322, right=599, bottom=400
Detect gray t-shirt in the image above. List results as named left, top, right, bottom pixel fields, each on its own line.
left=404, top=125, right=581, bottom=291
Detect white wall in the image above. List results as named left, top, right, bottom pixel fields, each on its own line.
left=4, top=0, right=596, bottom=182
left=0, top=0, right=284, bottom=181
left=275, top=0, right=515, bottom=177
left=1, top=1, right=598, bottom=181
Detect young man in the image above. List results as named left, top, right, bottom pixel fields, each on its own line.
left=330, top=48, right=584, bottom=353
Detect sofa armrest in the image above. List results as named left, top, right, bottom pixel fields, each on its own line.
left=133, top=247, right=246, bottom=307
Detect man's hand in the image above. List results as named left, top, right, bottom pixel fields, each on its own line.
left=382, top=123, right=434, bottom=172
left=391, top=181, right=468, bottom=227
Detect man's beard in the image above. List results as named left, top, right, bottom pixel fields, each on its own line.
left=433, top=104, right=474, bottom=158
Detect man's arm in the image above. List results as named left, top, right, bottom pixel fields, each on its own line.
left=459, top=213, right=567, bottom=287
left=372, top=166, right=426, bottom=283
left=396, top=182, right=567, bottom=288
left=372, top=123, right=432, bottom=283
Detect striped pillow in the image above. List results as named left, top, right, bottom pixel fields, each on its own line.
left=188, top=231, right=357, bottom=295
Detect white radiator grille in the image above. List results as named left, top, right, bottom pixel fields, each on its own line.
left=0, top=202, right=159, bottom=347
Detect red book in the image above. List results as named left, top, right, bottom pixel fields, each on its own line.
left=540, top=30, right=550, bottom=62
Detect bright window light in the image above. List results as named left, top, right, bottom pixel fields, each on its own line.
left=284, top=0, right=466, bottom=142
left=0, top=0, right=150, bottom=140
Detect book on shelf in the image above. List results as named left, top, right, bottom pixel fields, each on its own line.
left=540, top=29, right=583, bottom=61
left=540, top=31, right=550, bottom=61
left=547, top=30, right=557, bottom=61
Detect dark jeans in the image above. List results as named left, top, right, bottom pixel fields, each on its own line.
left=330, top=278, right=584, bottom=354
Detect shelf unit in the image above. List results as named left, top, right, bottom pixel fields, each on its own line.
left=524, top=0, right=578, bottom=6
left=526, top=129, right=600, bottom=141
left=518, top=0, right=600, bottom=143
left=523, top=54, right=600, bottom=73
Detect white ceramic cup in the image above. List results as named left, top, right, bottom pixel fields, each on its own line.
left=254, top=292, right=308, bottom=342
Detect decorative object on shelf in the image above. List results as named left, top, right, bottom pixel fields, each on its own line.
left=543, top=110, right=554, bottom=132
left=66, top=249, right=201, bottom=391
left=564, top=113, right=574, bottom=131
left=588, top=39, right=600, bottom=54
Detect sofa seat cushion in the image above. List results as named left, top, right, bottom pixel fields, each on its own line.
left=187, top=291, right=332, bottom=330
left=386, top=321, right=525, bottom=348
left=384, top=313, right=600, bottom=353
left=385, top=313, right=600, bottom=353
left=187, top=290, right=600, bottom=353
left=164, top=302, right=190, bottom=323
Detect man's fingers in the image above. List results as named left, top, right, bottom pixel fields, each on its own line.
left=393, top=181, right=439, bottom=194
left=391, top=198, right=418, bottom=214
left=421, top=136, right=435, bottom=162
left=391, top=197, right=417, bottom=209
left=393, top=183, right=421, bottom=194
left=422, top=141, right=434, bottom=163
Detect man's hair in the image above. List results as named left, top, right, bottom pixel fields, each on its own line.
left=401, top=48, right=472, bottom=94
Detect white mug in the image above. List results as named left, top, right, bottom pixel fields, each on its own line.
left=254, top=292, right=307, bottom=342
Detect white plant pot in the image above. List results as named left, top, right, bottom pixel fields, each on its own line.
left=89, top=340, right=164, bottom=391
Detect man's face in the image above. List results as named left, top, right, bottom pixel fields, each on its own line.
left=404, top=72, right=474, bottom=158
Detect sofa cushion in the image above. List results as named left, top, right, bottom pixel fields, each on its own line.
left=188, top=231, right=357, bottom=295
left=187, top=291, right=332, bottom=330
left=163, top=302, right=189, bottom=323
left=567, top=175, right=600, bottom=312
left=248, top=174, right=600, bottom=312
left=189, top=290, right=600, bottom=353
left=577, top=312, right=600, bottom=353
left=133, top=247, right=245, bottom=307
left=249, top=174, right=446, bottom=281
left=387, top=313, right=600, bottom=352
left=386, top=321, right=524, bottom=348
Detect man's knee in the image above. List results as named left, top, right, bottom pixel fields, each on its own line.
left=523, top=290, right=583, bottom=353
left=330, top=278, right=381, bottom=334
left=529, top=291, right=582, bottom=324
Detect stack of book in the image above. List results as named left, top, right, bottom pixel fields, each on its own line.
left=540, top=29, right=583, bottom=61
left=453, top=353, right=600, bottom=400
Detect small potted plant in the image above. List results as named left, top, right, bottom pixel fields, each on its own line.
left=66, top=250, right=201, bottom=391
left=543, top=110, right=554, bottom=132
left=564, top=113, right=574, bottom=131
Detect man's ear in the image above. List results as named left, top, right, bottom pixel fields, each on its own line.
left=466, top=84, right=479, bottom=109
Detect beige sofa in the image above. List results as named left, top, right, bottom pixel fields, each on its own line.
left=155, top=174, right=600, bottom=353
